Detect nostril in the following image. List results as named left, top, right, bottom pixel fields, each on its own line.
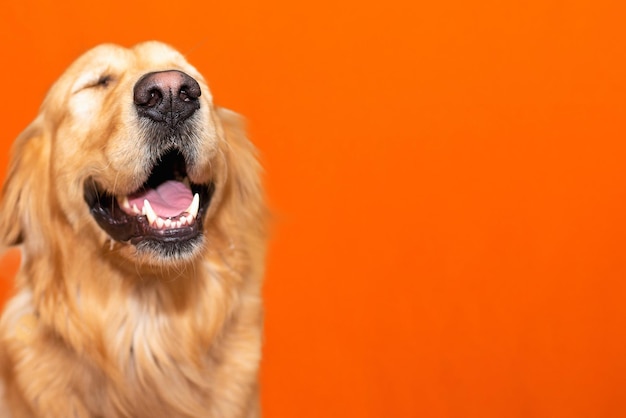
left=143, top=89, right=162, bottom=107
left=134, top=82, right=163, bottom=108
left=180, top=89, right=192, bottom=102
left=179, top=82, right=201, bottom=101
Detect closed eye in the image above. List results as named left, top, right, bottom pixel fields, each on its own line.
left=72, top=73, right=115, bottom=94
left=93, top=75, right=114, bottom=88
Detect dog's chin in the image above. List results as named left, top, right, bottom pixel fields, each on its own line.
left=83, top=149, right=215, bottom=262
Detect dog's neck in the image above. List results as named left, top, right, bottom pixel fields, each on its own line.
left=20, top=232, right=246, bottom=364
left=5, top=238, right=262, bottom=417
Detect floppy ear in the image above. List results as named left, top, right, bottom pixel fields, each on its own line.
left=0, top=117, right=50, bottom=251
left=215, top=107, right=266, bottom=230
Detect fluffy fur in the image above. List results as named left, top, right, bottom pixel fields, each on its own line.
left=0, top=42, right=266, bottom=417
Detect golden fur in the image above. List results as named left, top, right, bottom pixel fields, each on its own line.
left=0, top=42, right=266, bottom=417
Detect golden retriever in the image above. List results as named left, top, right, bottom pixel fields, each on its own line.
left=0, top=41, right=266, bottom=417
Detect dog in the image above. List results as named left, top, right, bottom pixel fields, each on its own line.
left=0, top=41, right=267, bottom=417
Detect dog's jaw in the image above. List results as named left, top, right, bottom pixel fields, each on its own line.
left=84, top=150, right=216, bottom=261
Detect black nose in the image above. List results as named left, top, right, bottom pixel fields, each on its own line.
left=133, top=70, right=201, bottom=127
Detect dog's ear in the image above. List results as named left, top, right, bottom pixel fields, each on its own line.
left=215, top=107, right=266, bottom=229
left=0, top=117, right=50, bottom=250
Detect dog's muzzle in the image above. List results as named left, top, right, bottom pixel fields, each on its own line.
left=83, top=70, right=214, bottom=257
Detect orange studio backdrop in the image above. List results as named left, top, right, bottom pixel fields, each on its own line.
left=2, top=0, right=626, bottom=417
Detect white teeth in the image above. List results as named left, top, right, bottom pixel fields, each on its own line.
left=143, top=199, right=157, bottom=225
left=135, top=197, right=199, bottom=229
left=187, top=193, right=200, bottom=219
left=120, top=196, right=131, bottom=210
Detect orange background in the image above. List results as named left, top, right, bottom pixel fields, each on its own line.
left=2, top=0, right=626, bottom=417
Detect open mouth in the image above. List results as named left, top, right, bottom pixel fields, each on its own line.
left=84, top=149, right=214, bottom=249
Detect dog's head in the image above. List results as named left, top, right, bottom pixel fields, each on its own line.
left=0, top=42, right=264, bottom=268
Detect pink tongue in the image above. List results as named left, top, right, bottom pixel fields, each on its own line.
left=127, top=180, right=193, bottom=218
